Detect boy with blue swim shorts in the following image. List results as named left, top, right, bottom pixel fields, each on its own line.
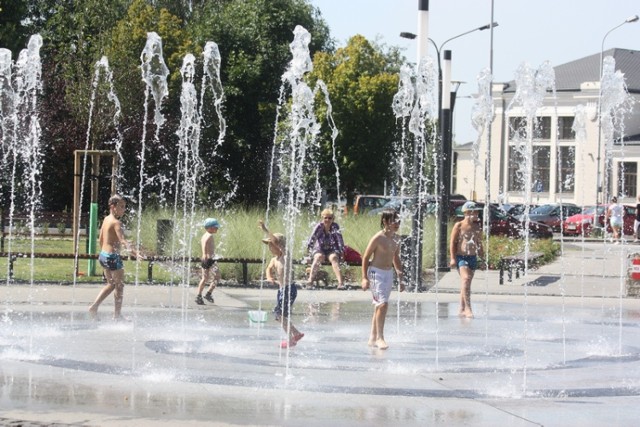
left=449, top=201, right=485, bottom=318
left=361, top=209, right=405, bottom=350
left=89, top=194, right=137, bottom=320
left=259, top=220, right=304, bottom=349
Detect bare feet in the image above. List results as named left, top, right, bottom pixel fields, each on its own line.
left=292, top=333, right=304, bottom=344
left=375, top=339, right=389, bottom=350
left=368, top=337, right=376, bottom=347
left=113, top=315, right=131, bottom=322
left=280, top=340, right=297, bottom=348
left=463, top=310, right=474, bottom=319
left=88, top=307, right=98, bottom=320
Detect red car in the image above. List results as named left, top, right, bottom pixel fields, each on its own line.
left=563, top=205, right=636, bottom=236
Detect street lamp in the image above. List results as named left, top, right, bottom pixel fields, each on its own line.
left=595, top=15, right=639, bottom=209
left=400, top=22, right=497, bottom=272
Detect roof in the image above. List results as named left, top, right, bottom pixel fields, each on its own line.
left=503, top=48, right=640, bottom=93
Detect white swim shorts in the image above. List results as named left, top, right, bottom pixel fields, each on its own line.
left=368, top=266, right=394, bottom=306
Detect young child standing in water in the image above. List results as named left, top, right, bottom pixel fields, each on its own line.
left=361, top=209, right=404, bottom=350
left=449, top=201, right=484, bottom=318
left=195, top=218, right=221, bottom=305
left=89, top=194, right=137, bottom=320
left=258, top=220, right=304, bottom=349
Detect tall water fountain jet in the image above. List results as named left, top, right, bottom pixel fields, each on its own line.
left=391, top=57, right=438, bottom=290
left=598, top=55, right=635, bottom=356
left=267, top=25, right=340, bottom=357
left=172, top=53, right=203, bottom=310
left=200, top=41, right=236, bottom=208
left=137, top=32, right=170, bottom=285
left=599, top=56, right=635, bottom=202
left=505, top=60, right=556, bottom=394
left=1, top=35, right=44, bottom=288
left=72, top=56, right=124, bottom=289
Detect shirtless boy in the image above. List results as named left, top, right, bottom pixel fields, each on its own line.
left=195, top=218, right=221, bottom=305
left=361, top=209, right=405, bottom=350
left=88, top=194, right=136, bottom=320
left=449, top=201, right=485, bottom=318
left=258, top=220, right=304, bottom=349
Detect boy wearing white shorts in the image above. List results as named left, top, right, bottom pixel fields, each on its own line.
left=361, top=209, right=405, bottom=350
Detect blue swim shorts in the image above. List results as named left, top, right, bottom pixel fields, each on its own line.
left=99, top=251, right=124, bottom=271
left=274, top=284, right=298, bottom=320
left=456, top=255, right=478, bottom=271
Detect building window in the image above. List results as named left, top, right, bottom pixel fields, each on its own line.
left=558, top=117, right=575, bottom=140
left=508, top=116, right=551, bottom=140
left=537, top=117, right=551, bottom=140
left=557, top=146, right=575, bottom=192
left=619, top=162, right=637, bottom=198
left=508, top=145, right=551, bottom=192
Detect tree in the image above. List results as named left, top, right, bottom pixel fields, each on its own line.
left=188, top=0, right=332, bottom=204
left=0, top=0, right=29, bottom=56
left=309, top=35, right=403, bottom=200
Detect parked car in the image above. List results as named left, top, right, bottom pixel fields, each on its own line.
left=352, top=195, right=391, bottom=215
left=424, top=196, right=468, bottom=218
left=526, top=203, right=582, bottom=232
left=503, top=203, right=539, bottom=217
left=454, top=202, right=553, bottom=238
left=368, top=196, right=432, bottom=216
left=563, top=205, right=636, bottom=237
left=562, top=206, right=606, bottom=236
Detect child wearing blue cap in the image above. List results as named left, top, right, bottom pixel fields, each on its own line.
left=195, top=218, right=221, bottom=305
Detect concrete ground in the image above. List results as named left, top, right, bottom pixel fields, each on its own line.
left=1, top=239, right=639, bottom=426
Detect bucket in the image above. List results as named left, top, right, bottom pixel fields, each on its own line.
left=248, top=310, right=268, bottom=323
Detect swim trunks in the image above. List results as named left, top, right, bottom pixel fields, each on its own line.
left=274, top=284, right=298, bottom=320
left=456, top=255, right=478, bottom=271
left=99, top=251, right=123, bottom=271
left=368, top=266, right=394, bottom=306
left=201, top=258, right=218, bottom=270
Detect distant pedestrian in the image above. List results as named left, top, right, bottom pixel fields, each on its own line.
left=449, top=201, right=484, bottom=318
left=361, top=209, right=404, bottom=350
left=88, top=194, right=137, bottom=320
left=195, top=218, right=221, bottom=305
left=259, top=220, right=304, bottom=349
left=634, top=195, right=640, bottom=242
left=606, top=196, right=624, bottom=243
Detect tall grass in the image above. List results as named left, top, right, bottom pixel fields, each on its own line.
left=1, top=206, right=557, bottom=284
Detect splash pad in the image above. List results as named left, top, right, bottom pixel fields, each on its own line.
left=2, top=240, right=640, bottom=427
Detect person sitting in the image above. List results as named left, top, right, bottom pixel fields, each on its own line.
left=306, top=208, right=345, bottom=289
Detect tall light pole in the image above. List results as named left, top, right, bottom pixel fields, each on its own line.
left=400, top=22, right=497, bottom=272
left=595, top=15, right=639, bottom=209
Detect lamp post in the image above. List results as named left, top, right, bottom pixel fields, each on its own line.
left=595, top=15, right=639, bottom=209
left=400, top=22, right=497, bottom=273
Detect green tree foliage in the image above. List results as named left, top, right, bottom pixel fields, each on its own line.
left=309, top=35, right=402, bottom=199
left=188, top=0, right=331, bottom=204
left=0, top=0, right=29, bottom=55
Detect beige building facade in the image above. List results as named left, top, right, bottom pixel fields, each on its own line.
left=454, top=48, right=640, bottom=206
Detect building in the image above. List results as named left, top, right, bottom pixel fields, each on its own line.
left=454, top=48, right=640, bottom=206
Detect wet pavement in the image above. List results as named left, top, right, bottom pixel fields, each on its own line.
left=1, top=240, right=639, bottom=426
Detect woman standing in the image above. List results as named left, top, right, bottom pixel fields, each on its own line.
left=306, top=208, right=345, bottom=289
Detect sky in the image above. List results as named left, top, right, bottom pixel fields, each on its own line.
left=309, top=0, right=640, bottom=144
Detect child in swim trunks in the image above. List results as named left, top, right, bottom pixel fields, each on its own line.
left=195, top=218, right=221, bottom=305
left=361, top=209, right=404, bottom=350
left=449, top=201, right=485, bottom=318
left=259, top=220, right=304, bottom=349
left=89, top=194, right=137, bottom=320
